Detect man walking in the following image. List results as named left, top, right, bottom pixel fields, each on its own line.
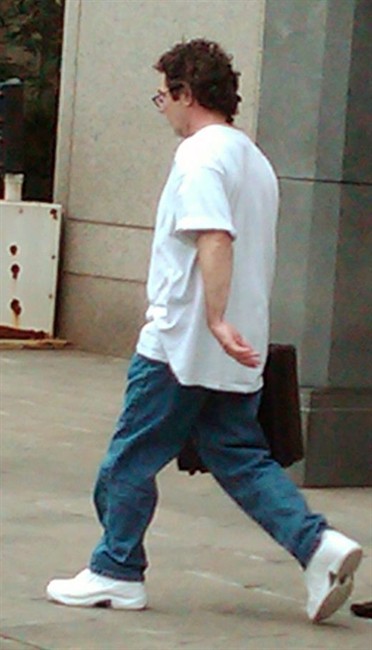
left=47, top=39, right=362, bottom=623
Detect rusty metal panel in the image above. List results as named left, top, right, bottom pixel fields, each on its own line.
left=0, top=201, right=62, bottom=337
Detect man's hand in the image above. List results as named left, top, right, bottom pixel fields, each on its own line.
left=210, top=320, right=261, bottom=368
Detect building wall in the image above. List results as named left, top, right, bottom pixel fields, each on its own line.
left=256, top=0, right=371, bottom=389
left=54, top=0, right=266, bottom=355
left=329, top=0, right=372, bottom=387
left=255, top=0, right=371, bottom=486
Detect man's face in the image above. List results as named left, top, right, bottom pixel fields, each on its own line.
left=153, top=75, right=190, bottom=137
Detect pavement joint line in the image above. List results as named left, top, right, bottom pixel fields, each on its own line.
left=125, top=627, right=174, bottom=636
left=252, top=587, right=300, bottom=603
left=185, top=570, right=300, bottom=604
left=0, top=633, right=52, bottom=650
left=59, top=426, right=93, bottom=433
left=185, top=570, right=243, bottom=588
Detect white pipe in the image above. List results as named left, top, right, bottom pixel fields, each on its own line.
left=4, top=173, right=24, bottom=202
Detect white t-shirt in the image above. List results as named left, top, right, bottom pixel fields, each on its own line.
left=137, top=124, right=279, bottom=393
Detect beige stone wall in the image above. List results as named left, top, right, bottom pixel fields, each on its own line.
left=54, top=0, right=266, bottom=355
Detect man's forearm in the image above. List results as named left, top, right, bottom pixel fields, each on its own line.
left=196, top=230, right=260, bottom=367
left=196, top=230, right=233, bottom=330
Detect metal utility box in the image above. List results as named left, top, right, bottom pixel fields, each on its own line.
left=0, top=201, right=62, bottom=337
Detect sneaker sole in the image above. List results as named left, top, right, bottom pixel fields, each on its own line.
left=46, top=587, right=147, bottom=610
left=312, top=547, right=363, bottom=623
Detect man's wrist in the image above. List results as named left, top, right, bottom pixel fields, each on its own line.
left=208, top=317, right=224, bottom=335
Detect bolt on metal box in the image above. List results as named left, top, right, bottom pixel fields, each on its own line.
left=0, top=201, right=62, bottom=338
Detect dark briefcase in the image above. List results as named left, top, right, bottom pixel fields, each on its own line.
left=177, top=343, right=304, bottom=473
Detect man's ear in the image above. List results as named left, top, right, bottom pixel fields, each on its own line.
left=180, top=83, right=194, bottom=106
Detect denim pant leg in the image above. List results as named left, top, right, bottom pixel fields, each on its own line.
left=90, top=354, right=208, bottom=581
left=196, top=390, right=328, bottom=568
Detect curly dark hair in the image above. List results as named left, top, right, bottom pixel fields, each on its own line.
left=154, top=39, right=241, bottom=124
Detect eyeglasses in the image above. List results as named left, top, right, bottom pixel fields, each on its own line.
left=151, top=89, right=172, bottom=109
left=151, top=84, right=183, bottom=109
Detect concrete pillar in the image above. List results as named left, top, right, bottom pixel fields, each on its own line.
left=257, top=0, right=372, bottom=486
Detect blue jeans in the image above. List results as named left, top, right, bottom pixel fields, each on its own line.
left=90, top=354, right=327, bottom=581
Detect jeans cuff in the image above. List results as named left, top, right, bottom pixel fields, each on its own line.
left=90, top=562, right=144, bottom=582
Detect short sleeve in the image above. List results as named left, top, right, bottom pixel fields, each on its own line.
left=174, top=166, right=237, bottom=240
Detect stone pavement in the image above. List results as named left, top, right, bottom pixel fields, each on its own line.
left=1, top=349, right=371, bottom=650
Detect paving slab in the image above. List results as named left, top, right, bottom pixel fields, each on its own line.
left=1, top=349, right=371, bottom=650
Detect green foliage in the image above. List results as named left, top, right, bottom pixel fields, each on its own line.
left=0, top=0, right=64, bottom=200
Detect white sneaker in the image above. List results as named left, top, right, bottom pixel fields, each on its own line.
left=46, top=568, right=147, bottom=609
left=305, top=530, right=362, bottom=623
